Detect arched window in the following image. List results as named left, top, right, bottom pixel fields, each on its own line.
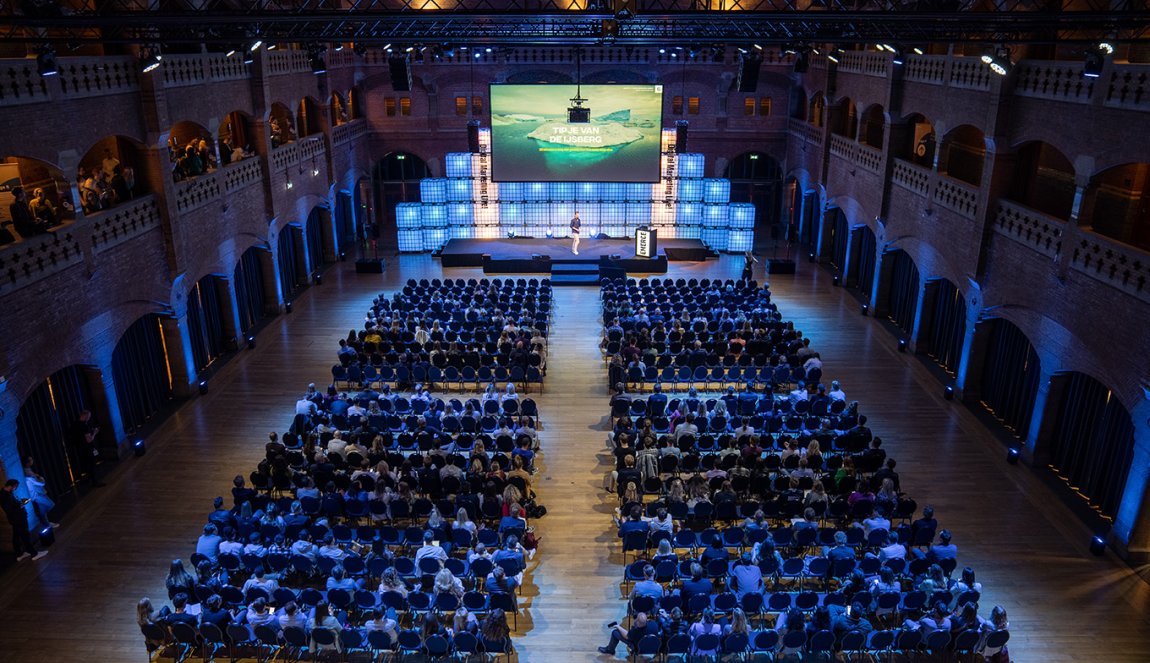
left=809, top=93, right=825, bottom=128
left=830, top=98, right=856, bottom=139
left=330, top=92, right=349, bottom=127
left=939, top=125, right=986, bottom=186
left=166, top=121, right=217, bottom=182
left=1081, top=163, right=1150, bottom=252
left=0, top=154, right=74, bottom=238
left=76, top=136, right=149, bottom=213
left=858, top=105, right=885, bottom=148
left=894, top=113, right=935, bottom=167
left=219, top=111, right=257, bottom=165
left=1007, top=142, right=1075, bottom=220
left=921, top=278, right=966, bottom=376
left=297, top=96, right=326, bottom=137
left=884, top=250, right=920, bottom=335
left=978, top=318, right=1041, bottom=438
left=270, top=102, right=297, bottom=148
left=724, top=152, right=783, bottom=232
left=112, top=314, right=174, bottom=434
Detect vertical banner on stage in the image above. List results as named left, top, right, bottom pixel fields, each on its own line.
left=635, top=226, right=657, bottom=258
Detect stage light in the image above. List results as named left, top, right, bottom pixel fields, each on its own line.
left=308, top=44, right=327, bottom=74
left=267, top=43, right=278, bottom=50
left=944, top=386, right=954, bottom=400
left=226, top=46, right=237, bottom=57
left=808, top=252, right=815, bottom=263
left=474, top=52, right=481, bottom=59
left=1083, top=50, right=1105, bottom=78
left=247, top=336, right=256, bottom=349
left=1090, top=535, right=1107, bottom=556
left=334, top=43, right=345, bottom=52
left=753, top=43, right=763, bottom=51
left=827, top=49, right=841, bottom=64
left=339, top=252, right=347, bottom=262
left=285, top=301, right=293, bottom=313
left=1098, top=41, right=1115, bottom=55
left=485, top=47, right=492, bottom=53
left=139, top=47, right=162, bottom=73
left=913, top=47, right=924, bottom=55
left=133, top=439, right=147, bottom=457
left=249, top=39, right=262, bottom=51
left=892, top=47, right=905, bottom=66
left=658, top=48, right=666, bottom=54
left=36, top=45, right=57, bottom=77
left=897, top=338, right=908, bottom=352
left=243, top=50, right=254, bottom=65
left=1006, top=447, right=1020, bottom=464
left=980, top=50, right=994, bottom=65
left=985, top=46, right=1011, bottom=76
left=198, top=380, right=209, bottom=395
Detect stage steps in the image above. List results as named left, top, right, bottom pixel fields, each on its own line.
left=550, top=260, right=601, bottom=286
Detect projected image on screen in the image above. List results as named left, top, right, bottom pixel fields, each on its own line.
left=490, top=84, right=664, bottom=183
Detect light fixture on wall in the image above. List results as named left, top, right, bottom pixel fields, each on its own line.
left=308, top=44, right=327, bottom=75
left=139, top=45, right=163, bottom=73
left=35, top=45, right=58, bottom=77
left=1083, top=44, right=1110, bottom=79
left=311, top=159, right=320, bottom=177
left=981, top=46, right=1012, bottom=76
left=285, top=171, right=293, bottom=190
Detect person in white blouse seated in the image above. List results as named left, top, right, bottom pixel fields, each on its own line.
left=219, top=529, right=245, bottom=557
left=245, top=598, right=278, bottom=631
left=481, top=383, right=500, bottom=405
left=467, top=542, right=493, bottom=564
left=453, top=508, right=478, bottom=539
left=317, top=535, right=346, bottom=562
left=415, top=530, right=448, bottom=564
left=501, top=382, right=519, bottom=403
left=829, top=380, right=847, bottom=402
left=307, top=601, right=343, bottom=654
left=291, top=532, right=318, bottom=562
left=325, top=432, right=348, bottom=461
left=861, top=507, right=892, bottom=537
left=277, top=601, right=308, bottom=633
left=876, top=532, right=907, bottom=562
left=242, top=568, right=280, bottom=596
left=731, top=418, right=755, bottom=441
left=363, top=607, right=400, bottom=644
left=788, top=381, right=809, bottom=404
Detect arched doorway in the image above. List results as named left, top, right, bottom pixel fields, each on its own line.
left=1081, top=162, right=1150, bottom=252
left=724, top=152, right=783, bottom=248
left=847, top=225, right=877, bottom=299
left=372, top=152, right=430, bottom=252
left=305, top=205, right=336, bottom=271
left=939, top=125, right=986, bottom=186
left=920, top=278, right=966, bottom=376
left=16, top=365, right=114, bottom=505
left=1007, top=141, right=1074, bottom=221
left=234, top=245, right=274, bottom=334
left=0, top=154, right=74, bottom=240
left=881, top=249, right=920, bottom=335
left=826, top=208, right=849, bottom=270
left=76, top=135, right=149, bottom=213
left=976, top=318, right=1041, bottom=439
left=112, top=314, right=175, bottom=434
left=186, top=274, right=233, bottom=373
left=278, top=225, right=307, bottom=301
left=1043, top=373, right=1135, bottom=521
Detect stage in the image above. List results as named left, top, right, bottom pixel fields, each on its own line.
left=436, top=237, right=713, bottom=279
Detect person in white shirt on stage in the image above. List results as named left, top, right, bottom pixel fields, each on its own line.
left=570, top=211, right=581, bottom=255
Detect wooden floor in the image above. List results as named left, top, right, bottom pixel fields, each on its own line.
left=2, top=252, right=1149, bottom=662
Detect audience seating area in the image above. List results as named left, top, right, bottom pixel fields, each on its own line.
left=334, top=278, right=552, bottom=393
left=138, top=382, right=543, bottom=661
left=601, top=277, right=828, bottom=390
left=596, top=283, right=1011, bottom=662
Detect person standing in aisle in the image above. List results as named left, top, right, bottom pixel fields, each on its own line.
left=570, top=211, right=581, bottom=255
left=1, top=480, right=47, bottom=561
left=69, top=409, right=104, bottom=488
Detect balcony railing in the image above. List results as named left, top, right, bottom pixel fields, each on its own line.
left=856, top=143, right=883, bottom=173
left=992, top=199, right=1065, bottom=259
left=163, top=53, right=251, bottom=88
left=838, top=51, right=890, bottom=77
left=1013, top=61, right=1094, bottom=104
left=1104, top=64, right=1150, bottom=111
left=932, top=177, right=980, bottom=220
left=1071, top=231, right=1150, bottom=304
left=174, top=171, right=223, bottom=214
left=0, top=225, right=84, bottom=294
left=332, top=119, right=370, bottom=147
left=892, top=158, right=931, bottom=196
left=89, top=195, right=163, bottom=252
left=0, top=55, right=141, bottom=107
left=223, top=158, right=264, bottom=193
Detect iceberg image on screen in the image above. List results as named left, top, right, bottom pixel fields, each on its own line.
left=490, top=84, right=664, bottom=183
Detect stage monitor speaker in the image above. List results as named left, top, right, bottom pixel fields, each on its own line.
left=675, top=120, right=688, bottom=153
left=389, top=56, right=412, bottom=92
left=737, top=55, right=762, bottom=93
left=467, top=120, right=481, bottom=153
left=355, top=259, right=386, bottom=274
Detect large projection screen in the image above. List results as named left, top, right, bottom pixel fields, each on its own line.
left=489, top=84, right=664, bottom=183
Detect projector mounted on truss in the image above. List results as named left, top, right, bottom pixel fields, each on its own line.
left=567, top=49, right=590, bottom=123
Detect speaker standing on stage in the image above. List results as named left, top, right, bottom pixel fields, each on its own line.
left=570, top=211, right=581, bottom=255
left=742, top=251, right=758, bottom=282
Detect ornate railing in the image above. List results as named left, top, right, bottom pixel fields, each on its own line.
left=0, top=60, right=51, bottom=106
left=892, top=159, right=931, bottom=196
left=164, top=53, right=251, bottom=88
left=856, top=143, right=883, bottom=173
left=332, top=119, right=370, bottom=146
left=948, top=58, right=991, bottom=91
left=903, top=55, right=946, bottom=85
left=266, top=49, right=311, bottom=75
left=223, top=158, right=264, bottom=193
left=174, top=172, right=222, bottom=213
left=1104, top=64, right=1150, bottom=111
left=838, top=51, right=889, bottom=77
left=932, top=177, right=980, bottom=219
left=270, top=142, right=301, bottom=172
left=1071, top=231, right=1150, bottom=303
left=0, top=226, right=84, bottom=293
left=89, top=195, right=163, bottom=252
left=992, top=199, right=1065, bottom=259
left=1013, top=61, right=1094, bottom=104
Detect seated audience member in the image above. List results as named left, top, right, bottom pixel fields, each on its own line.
left=306, top=601, right=343, bottom=653
left=277, top=601, right=307, bottom=632
left=630, top=564, right=665, bottom=600
left=242, top=568, right=280, bottom=596
left=363, top=607, right=400, bottom=643
left=415, top=530, right=448, bottom=564
left=199, top=594, right=232, bottom=631
left=378, top=567, right=410, bottom=598
left=831, top=601, right=875, bottom=638
left=598, top=612, right=660, bottom=656
left=729, top=552, right=765, bottom=600
left=165, top=559, right=196, bottom=601
left=927, top=530, right=958, bottom=562
left=680, top=563, right=713, bottom=602
left=163, top=593, right=199, bottom=627
left=688, top=608, right=723, bottom=656
left=485, top=565, right=520, bottom=595
left=196, top=524, right=223, bottom=563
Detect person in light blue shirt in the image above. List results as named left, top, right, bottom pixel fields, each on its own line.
left=630, top=565, right=665, bottom=600
left=196, top=523, right=222, bottom=563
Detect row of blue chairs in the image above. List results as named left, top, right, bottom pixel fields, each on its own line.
left=609, top=364, right=821, bottom=392
left=625, top=627, right=1008, bottom=662
left=333, top=363, right=545, bottom=392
